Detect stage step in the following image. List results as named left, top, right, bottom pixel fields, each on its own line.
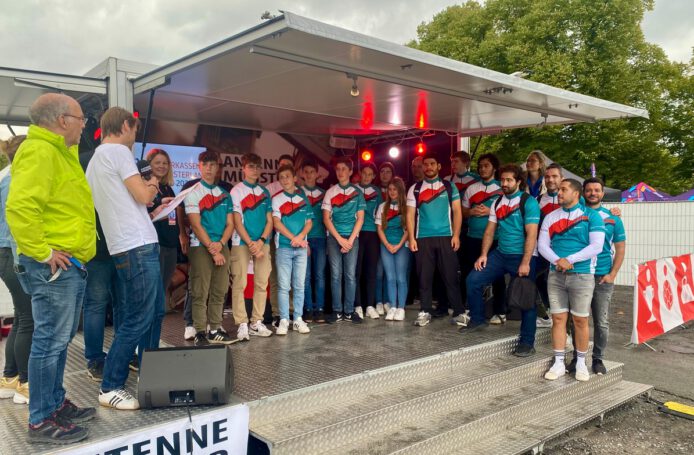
left=247, top=333, right=651, bottom=455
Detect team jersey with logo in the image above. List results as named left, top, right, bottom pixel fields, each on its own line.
left=272, top=191, right=314, bottom=248
left=540, top=204, right=605, bottom=274
left=322, top=183, right=366, bottom=237
left=375, top=201, right=406, bottom=245
left=406, top=177, right=460, bottom=239
left=184, top=181, right=232, bottom=248
left=358, top=184, right=383, bottom=232
left=595, top=206, right=626, bottom=275
left=230, top=180, right=272, bottom=246
left=462, top=179, right=502, bottom=239
left=445, top=171, right=480, bottom=194
left=488, top=191, right=541, bottom=255
left=301, top=185, right=326, bottom=239
left=538, top=191, right=560, bottom=221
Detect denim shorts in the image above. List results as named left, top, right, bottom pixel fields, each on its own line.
left=547, top=271, right=595, bottom=317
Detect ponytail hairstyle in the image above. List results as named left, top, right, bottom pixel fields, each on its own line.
left=382, top=176, right=407, bottom=230
left=0, top=135, right=27, bottom=164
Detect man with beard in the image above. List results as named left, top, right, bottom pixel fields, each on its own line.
left=463, top=165, right=541, bottom=357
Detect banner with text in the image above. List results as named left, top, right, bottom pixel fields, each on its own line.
left=632, top=253, right=694, bottom=344
left=58, top=404, right=249, bottom=455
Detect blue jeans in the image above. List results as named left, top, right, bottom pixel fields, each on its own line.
left=376, top=257, right=386, bottom=304
left=276, top=247, right=308, bottom=320
left=304, top=237, right=327, bottom=312
left=16, top=255, right=87, bottom=425
left=380, top=244, right=411, bottom=309
left=327, top=236, right=359, bottom=314
left=83, top=258, right=121, bottom=368
left=102, top=243, right=161, bottom=392
left=466, top=250, right=537, bottom=346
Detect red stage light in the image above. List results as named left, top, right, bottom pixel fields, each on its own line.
left=361, top=150, right=373, bottom=162
left=133, top=110, right=140, bottom=118
left=94, top=127, right=101, bottom=140
left=416, top=142, right=426, bottom=155
left=416, top=95, right=428, bottom=129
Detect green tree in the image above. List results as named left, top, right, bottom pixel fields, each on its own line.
left=410, top=0, right=693, bottom=194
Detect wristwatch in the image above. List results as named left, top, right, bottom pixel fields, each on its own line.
left=260, top=236, right=267, bottom=243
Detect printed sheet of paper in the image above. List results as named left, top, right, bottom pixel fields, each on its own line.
left=152, top=182, right=200, bottom=222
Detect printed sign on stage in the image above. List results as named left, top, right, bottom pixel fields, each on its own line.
left=632, top=253, right=694, bottom=344
left=59, top=404, right=249, bottom=455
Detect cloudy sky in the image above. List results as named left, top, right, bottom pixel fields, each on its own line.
left=1, top=0, right=691, bottom=138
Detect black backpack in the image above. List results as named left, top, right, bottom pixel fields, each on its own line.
left=493, top=192, right=531, bottom=234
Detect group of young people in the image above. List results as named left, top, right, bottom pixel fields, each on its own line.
left=0, top=94, right=626, bottom=444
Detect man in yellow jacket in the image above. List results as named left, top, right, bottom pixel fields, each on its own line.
left=6, top=93, right=96, bottom=445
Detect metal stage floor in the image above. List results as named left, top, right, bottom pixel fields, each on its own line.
left=0, top=307, right=534, bottom=454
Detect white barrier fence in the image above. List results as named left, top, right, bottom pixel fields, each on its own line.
left=603, top=202, right=694, bottom=287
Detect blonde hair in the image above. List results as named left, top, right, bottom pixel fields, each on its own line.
left=146, top=148, right=174, bottom=186
left=0, top=135, right=27, bottom=163
left=526, top=149, right=548, bottom=177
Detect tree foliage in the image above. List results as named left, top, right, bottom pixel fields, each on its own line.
left=410, top=0, right=693, bottom=193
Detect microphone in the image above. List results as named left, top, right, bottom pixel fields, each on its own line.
left=137, top=160, right=153, bottom=180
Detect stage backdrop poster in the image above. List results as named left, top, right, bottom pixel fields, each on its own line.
left=632, top=253, right=694, bottom=344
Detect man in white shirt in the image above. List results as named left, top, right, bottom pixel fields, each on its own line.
left=86, top=107, right=167, bottom=410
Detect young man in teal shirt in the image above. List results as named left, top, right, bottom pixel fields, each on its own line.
left=301, top=160, right=327, bottom=322
left=355, top=163, right=383, bottom=319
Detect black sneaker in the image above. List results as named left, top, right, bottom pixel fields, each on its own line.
left=567, top=357, right=577, bottom=374
left=314, top=310, right=326, bottom=323
left=208, top=328, right=234, bottom=345
left=128, top=354, right=139, bottom=372
left=194, top=331, right=210, bottom=346
left=335, top=312, right=344, bottom=322
left=56, top=399, right=96, bottom=424
left=513, top=344, right=536, bottom=358
left=349, top=311, right=363, bottom=324
left=458, top=321, right=488, bottom=333
left=272, top=316, right=281, bottom=328
left=592, top=358, right=607, bottom=375
left=28, top=413, right=89, bottom=445
left=304, top=312, right=313, bottom=323
left=87, top=363, right=103, bottom=382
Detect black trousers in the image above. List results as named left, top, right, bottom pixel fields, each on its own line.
left=415, top=236, right=463, bottom=315
left=356, top=231, right=380, bottom=310
left=461, top=236, right=506, bottom=315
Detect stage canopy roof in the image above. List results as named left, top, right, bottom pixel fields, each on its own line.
left=131, top=12, right=649, bottom=137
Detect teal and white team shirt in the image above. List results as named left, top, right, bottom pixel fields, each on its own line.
left=321, top=183, right=366, bottom=237
left=538, top=191, right=560, bottom=221
left=462, top=179, right=502, bottom=239
left=265, top=180, right=285, bottom=199
left=272, top=190, right=314, bottom=248
left=445, top=171, right=480, bottom=194
left=184, top=181, right=233, bottom=247
left=301, top=185, right=326, bottom=239
left=230, top=180, right=272, bottom=246
left=358, top=183, right=382, bottom=233
left=406, top=177, right=460, bottom=239
left=539, top=204, right=606, bottom=274
left=488, top=191, right=541, bottom=255
left=375, top=201, right=405, bottom=245
left=595, top=206, right=626, bottom=276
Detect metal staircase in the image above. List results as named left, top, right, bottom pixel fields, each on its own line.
left=248, top=331, right=651, bottom=454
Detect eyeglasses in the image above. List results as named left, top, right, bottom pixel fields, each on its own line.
left=62, top=113, right=87, bottom=125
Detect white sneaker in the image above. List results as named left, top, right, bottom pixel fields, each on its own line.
left=575, top=363, right=590, bottom=382
left=366, top=306, right=380, bottom=319
left=544, top=362, right=566, bottom=381
left=448, top=308, right=454, bottom=316
left=99, top=387, right=140, bottom=410
left=385, top=308, right=396, bottom=321
left=536, top=317, right=552, bottom=328
left=293, top=318, right=310, bottom=334
left=414, top=311, right=431, bottom=327
left=237, top=323, right=250, bottom=341
left=489, top=314, right=506, bottom=325
left=383, top=303, right=391, bottom=314
left=394, top=308, right=406, bottom=321
left=276, top=319, right=289, bottom=335
left=375, top=303, right=384, bottom=315
left=250, top=321, right=273, bottom=337
left=184, top=326, right=196, bottom=341
left=355, top=307, right=364, bottom=319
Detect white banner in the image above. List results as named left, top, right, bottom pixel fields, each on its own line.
left=57, top=404, right=249, bottom=455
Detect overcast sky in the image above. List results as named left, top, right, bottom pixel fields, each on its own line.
left=1, top=0, right=691, bottom=138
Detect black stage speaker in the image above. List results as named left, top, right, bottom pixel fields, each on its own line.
left=137, top=345, right=233, bottom=408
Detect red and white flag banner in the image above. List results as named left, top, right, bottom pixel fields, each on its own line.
left=632, top=253, right=694, bottom=344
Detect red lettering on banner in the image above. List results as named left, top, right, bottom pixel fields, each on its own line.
left=633, top=253, right=694, bottom=344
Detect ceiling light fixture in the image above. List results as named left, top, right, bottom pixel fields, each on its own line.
left=347, top=73, right=360, bottom=97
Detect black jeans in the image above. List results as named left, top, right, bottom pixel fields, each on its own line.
left=355, top=231, right=380, bottom=310
left=461, top=236, right=506, bottom=316
left=415, top=237, right=463, bottom=315
left=0, top=248, right=33, bottom=383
